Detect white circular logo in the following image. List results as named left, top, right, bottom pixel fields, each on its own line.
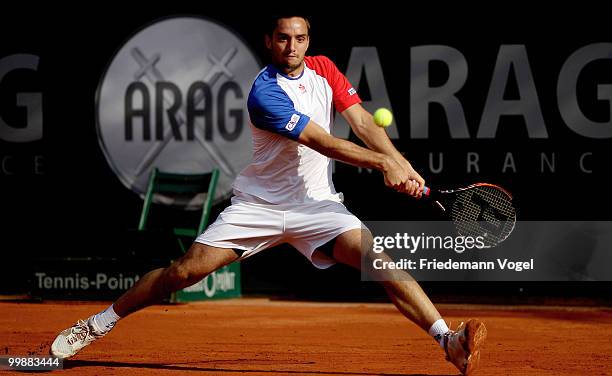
left=96, top=16, right=260, bottom=206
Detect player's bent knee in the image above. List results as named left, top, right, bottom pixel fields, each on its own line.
left=333, top=228, right=373, bottom=269
left=161, top=252, right=208, bottom=290
left=162, top=243, right=238, bottom=292
left=162, top=263, right=202, bottom=292
left=362, top=229, right=374, bottom=252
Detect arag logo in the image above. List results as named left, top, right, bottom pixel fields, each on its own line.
left=96, top=16, right=260, bottom=205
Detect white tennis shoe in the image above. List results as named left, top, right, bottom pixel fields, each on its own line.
left=50, top=317, right=111, bottom=359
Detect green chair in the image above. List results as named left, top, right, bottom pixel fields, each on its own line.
left=137, top=167, right=241, bottom=302
left=138, top=167, right=220, bottom=253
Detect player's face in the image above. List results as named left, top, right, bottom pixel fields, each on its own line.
left=266, top=17, right=310, bottom=76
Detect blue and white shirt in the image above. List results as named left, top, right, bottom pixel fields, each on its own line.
left=233, top=56, right=361, bottom=204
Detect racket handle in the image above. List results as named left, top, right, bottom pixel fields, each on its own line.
left=423, top=186, right=431, bottom=197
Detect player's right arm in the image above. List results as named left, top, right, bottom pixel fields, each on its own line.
left=298, top=120, right=411, bottom=193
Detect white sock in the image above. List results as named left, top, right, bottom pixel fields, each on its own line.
left=91, top=305, right=121, bottom=333
left=428, top=318, right=450, bottom=349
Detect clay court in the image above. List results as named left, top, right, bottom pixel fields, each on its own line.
left=1, top=299, right=611, bottom=375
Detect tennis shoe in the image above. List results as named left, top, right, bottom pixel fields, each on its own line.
left=443, top=319, right=487, bottom=375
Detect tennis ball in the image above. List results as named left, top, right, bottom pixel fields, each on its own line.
left=373, top=108, right=393, bottom=127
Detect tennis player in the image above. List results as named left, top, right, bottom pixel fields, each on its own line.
left=50, top=15, right=486, bottom=375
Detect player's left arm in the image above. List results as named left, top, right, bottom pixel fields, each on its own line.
left=341, top=103, right=425, bottom=191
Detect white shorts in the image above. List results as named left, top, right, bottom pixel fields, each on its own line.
left=195, top=195, right=364, bottom=269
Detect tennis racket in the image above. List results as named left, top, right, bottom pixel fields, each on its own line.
left=422, top=183, right=516, bottom=247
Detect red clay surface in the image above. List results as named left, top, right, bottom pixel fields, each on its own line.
left=1, top=299, right=611, bottom=375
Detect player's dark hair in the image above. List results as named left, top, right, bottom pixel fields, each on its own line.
left=265, top=14, right=311, bottom=36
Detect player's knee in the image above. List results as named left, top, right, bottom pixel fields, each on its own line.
left=361, top=228, right=374, bottom=253
left=163, top=262, right=204, bottom=292
left=333, top=228, right=373, bottom=269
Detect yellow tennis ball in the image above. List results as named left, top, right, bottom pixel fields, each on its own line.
left=373, top=108, right=393, bottom=127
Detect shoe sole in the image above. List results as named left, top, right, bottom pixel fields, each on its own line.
left=463, top=319, right=487, bottom=375
left=49, top=349, right=71, bottom=359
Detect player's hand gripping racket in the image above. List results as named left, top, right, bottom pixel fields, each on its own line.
left=421, top=183, right=516, bottom=247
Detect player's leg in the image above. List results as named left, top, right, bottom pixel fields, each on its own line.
left=50, top=243, right=238, bottom=359
left=331, top=228, right=486, bottom=375
left=113, top=243, right=238, bottom=317
left=331, top=228, right=441, bottom=331
left=50, top=197, right=284, bottom=359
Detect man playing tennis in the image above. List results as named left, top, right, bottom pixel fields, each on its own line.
left=50, top=15, right=486, bottom=375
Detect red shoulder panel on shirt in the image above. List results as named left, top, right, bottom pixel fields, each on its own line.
left=304, top=56, right=361, bottom=112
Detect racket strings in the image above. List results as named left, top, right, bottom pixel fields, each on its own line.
left=449, top=186, right=516, bottom=246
